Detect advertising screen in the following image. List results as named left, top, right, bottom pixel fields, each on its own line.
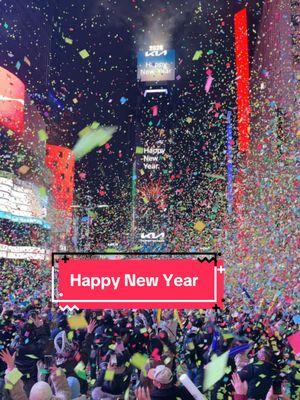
left=0, top=244, right=49, bottom=260
left=137, top=49, right=175, bottom=82
left=0, top=66, right=25, bottom=134
left=0, top=175, right=49, bottom=227
left=45, top=145, right=75, bottom=213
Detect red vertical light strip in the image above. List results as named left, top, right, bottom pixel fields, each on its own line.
left=234, top=9, right=250, bottom=152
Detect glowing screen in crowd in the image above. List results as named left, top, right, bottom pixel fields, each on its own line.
left=137, top=47, right=175, bottom=82
left=0, top=66, right=25, bottom=134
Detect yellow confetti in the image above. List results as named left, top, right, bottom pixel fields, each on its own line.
left=68, top=314, right=88, bottom=330
left=79, top=49, right=89, bottom=59
left=194, top=221, right=206, bottom=233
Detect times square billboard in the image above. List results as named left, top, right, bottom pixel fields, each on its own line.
left=137, top=49, right=175, bottom=82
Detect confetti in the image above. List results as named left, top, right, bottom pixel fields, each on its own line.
left=6, top=368, right=23, bottom=385
left=68, top=314, right=88, bottom=330
left=203, top=351, right=229, bottom=391
left=79, top=49, right=89, bottom=59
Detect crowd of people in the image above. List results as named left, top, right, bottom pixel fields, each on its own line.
left=0, top=275, right=299, bottom=400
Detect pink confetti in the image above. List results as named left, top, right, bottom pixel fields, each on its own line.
left=151, top=105, right=158, bottom=116
left=205, top=75, right=214, bottom=93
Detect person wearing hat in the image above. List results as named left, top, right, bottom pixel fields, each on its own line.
left=147, top=365, right=194, bottom=400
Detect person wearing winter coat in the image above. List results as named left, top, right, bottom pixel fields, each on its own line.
left=146, top=365, right=194, bottom=400
left=93, top=351, right=131, bottom=398
left=53, top=319, right=96, bottom=395
left=0, top=349, right=71, bottom=400
left=238, top=346, right=278, bottom=400
left=14, top=312, right=50, bottom=393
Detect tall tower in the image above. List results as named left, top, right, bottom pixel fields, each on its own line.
left=224, top=1, right=298, bottom=302
left=133, top=46, right=176, bottom=250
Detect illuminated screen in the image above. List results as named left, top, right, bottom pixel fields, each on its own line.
left=234, top=9, right=250, bottom=152
left=0, top=66, right=25, bottom=134
left=137, top=49, right=175, bottom=82
left=45, top=145, right=75, bottom=212
left=0, top=175, right=49, bottom=226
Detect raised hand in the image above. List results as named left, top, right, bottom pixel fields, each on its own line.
left=231, top=372, right=248, bottom=395
left=135, top=386, right=151, bottom=400
left=87, top=319, right=97, bottom=334
left=0, top=349, right=16, bottom=371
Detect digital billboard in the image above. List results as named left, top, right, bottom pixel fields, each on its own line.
left=137, top=49, right=175, bottom=82
left=45, top=145, right=75, bottom=213
left=234, top=9, right=250, bottom=152
left=0, top=175, right=49, bottom=227
left=0, top=66, right=25, bottom=134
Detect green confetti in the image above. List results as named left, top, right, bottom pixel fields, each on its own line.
left=5, top=383, right=13, bottom=390
left=40, top=369, right=49, bottom=375
left=91, top=121, right=100, bottom=129
left=79, top=49, right=89, bottom=59
left=74, top=361, right=86, bottom=380
left=25, top=354, right=38, bottom=359
left=135, top=146, right=144, bottom=154
left=6, top=368, right=23, bottom=385
left=38, top=129, right=48, bottom=141
left=73, top=125, right=117, bottom=160
left=64, top=37, right=73, bottom=45
left=203, top=351, right=229, bottom=391
left=130, top=353, right=148, bottom=370
left=38, top=187, right=47, bottom=198
left=104, top=369, right=115, bottom=381
left=192, top=50, right=203, bottom=60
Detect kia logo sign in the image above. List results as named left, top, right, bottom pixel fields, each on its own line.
left=145, top=50, right=168, bottom=57
left=140, top=232, right=165, bottom=242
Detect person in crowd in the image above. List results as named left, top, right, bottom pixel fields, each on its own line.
left=146, top=365, right=195, bottom=400
left=0, top=349, right=71, bottom=400
left=238, top=346, right=278, bottom=400
left=0, top=265, right=299, bottom=400
left=12, top=311, right=50, bottom=395
left=93, top=350, right=132, bottom=399
left=53, top=319, right=96, bottom=395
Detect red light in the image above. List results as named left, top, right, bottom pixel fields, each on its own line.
left=234, top=9, right=251, bottom=152
left=45, top=145, right=75, bottom=213
left=0, top=67, right=25, bottom=134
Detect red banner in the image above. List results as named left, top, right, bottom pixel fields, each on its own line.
left=55, top=257, right=224, bottom=309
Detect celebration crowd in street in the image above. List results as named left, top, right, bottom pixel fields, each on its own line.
left=0, top=261, right=299, bottom=400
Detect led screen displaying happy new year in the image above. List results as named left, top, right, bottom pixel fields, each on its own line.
left=137, top=49, right=175, bottom=82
